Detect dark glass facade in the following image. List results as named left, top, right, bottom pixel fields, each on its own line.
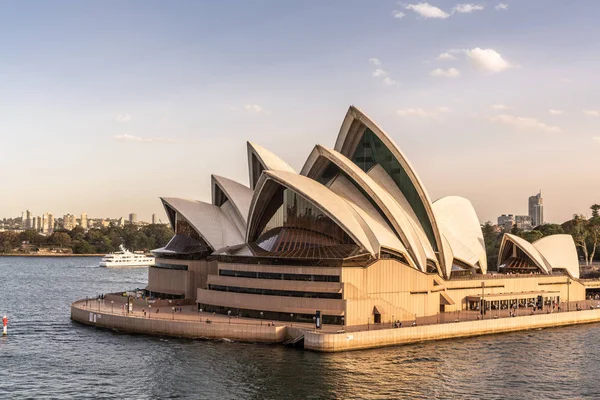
left=255, top=188, right=354, bottom=253
left=208, top=284, right=342, bottom=299
left=219, top=269, right=340, bottom=282
left=350, top=128, right=438, bottom=251
left=198, top=303, right=344, bottom=325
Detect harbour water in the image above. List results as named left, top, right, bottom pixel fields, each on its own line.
left=1, top=257, right=600, bottom=399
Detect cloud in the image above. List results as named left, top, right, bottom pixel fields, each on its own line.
left=490, top=114, right=561, bottom=133
left=114, top=134, right=175, bottom=143
left=369, top=58, right=382, bottom=66
left=583, top=110, right=600, bottom=117
left=549, top=109, right=564, bottom=115
left=437, top=52, right=457, bottom=61
left=373, top=68, right=388, bottom=77
left=495, top=3, right=508, bottom=10
left=405, top=3, right=450, bottom=19
left=382, top=77, right=397, bottom=86
left=397, top=107, right=449, bottom=117
left=430, top=68, right=460, bottom=78
left=466, top=48, right=514, bottom=73
left=244, top=104, right=267, bottom=113
left=453, top=3, right=484, bottom=13
left=491, top=104, right=508, bottom=110
left=116, top=114, right=131, bottom=122
left=392, top=10, right=405, bottom=18
left=593, top=137, right=600, bottom=145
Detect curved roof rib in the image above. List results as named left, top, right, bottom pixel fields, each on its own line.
left=533, top=235, right=580, bottom=279
left=247, top=142, right=295, bottom=190
left=161, top=197, right=244, bottom=251
left=211, top=175, right=254, bottom=227
left=246, top=170, right=376, bottom=254
left=432, top=196, right=488, bottom=275
left=498, top=233, right=550, bottom=274
left=333, top=105, right=447, bottom=273
left=301, top=144, right=431, bottom=271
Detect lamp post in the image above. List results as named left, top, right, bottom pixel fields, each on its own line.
left=111, top=301, right=114, bottom=313
left=341, top=316, right=345, bottom=327
left=567, top=277, right=571, bottom=312
left=228, top=310, right=231, bottom=324
left=172, top=307, right=175, bottom=320
left=313, top=316, right=316, bottom=329
left=481, top=281, right=485, bottom=320
left=290, top=313, right=294, bottom=327
left=148, top=305, right=151, bottom=319
left=199, top=308, right=203, bottom=322
left=391, top=315, right=394, bottom=328
left=260, top=311, right=264, bottom=326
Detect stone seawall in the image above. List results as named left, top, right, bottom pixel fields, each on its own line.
left=71, top=304, right=286, bottom=343
left=304, top=309, right=600, bottom=352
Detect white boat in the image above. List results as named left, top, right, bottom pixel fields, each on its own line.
left=99, top=245, right=155, bottom=267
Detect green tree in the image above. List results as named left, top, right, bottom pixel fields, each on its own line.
left=0, top=231, right=20, bottom=253
left=482, top=222, right=501, bottom=271
left=18, top=230, right=45, bottom=246
left=592, top=204, right=600, bottom=218
left=72, top=241, right=95, bottom=254
left=536, top=223, right=564, bottom=237
left=519, top=230, right=543, bottom=243
left=48, top=232, right=72, bottom=248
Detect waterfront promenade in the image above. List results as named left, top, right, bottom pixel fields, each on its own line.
left=71, top=294, right=600, bottom=352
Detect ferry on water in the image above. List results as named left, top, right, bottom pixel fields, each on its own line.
left=99, top=245, right=155, bottom=267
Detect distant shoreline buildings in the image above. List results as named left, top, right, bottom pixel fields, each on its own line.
left=497, top=191, right=544, bottom=232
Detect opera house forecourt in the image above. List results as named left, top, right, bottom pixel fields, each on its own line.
left=72, top=105, right=600, bottom=352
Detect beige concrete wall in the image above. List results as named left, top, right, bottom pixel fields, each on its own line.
left=147, top=259, right=219, bottom=300
left=340, top=259, right=587, bottom=326
left=71, top=304, right=285, bottom=343
left=217, top=262, right=341, bottom=276
left=147, top=267, right=188, bottom=296
left=197, top=288, right=345, bottom=316
left=305, top=308, right=600, bottom=352
left=207, top=275, right=342, bottom=293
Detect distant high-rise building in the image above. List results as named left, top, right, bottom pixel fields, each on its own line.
left=32, top=215, right=38, bottom=230
left=24, top=210, right=33, bottom=229
left=118, top=217, right=125, bottom=227
left=528, top=191, right=544, bottom=227
left=129, top=213, right=137, bottom=225
left=81, top=213, right=88, bottom=229
left=515, top=215, right=532, bottom=231
left=36, top=216, right=41, bottom=231
left=47, top=213, right=54, bottom=234
left=63, top=214, right=77, bottom=230
left=21, top=211, right=25, bottom=229
left=152, top=213, right=157, bottom=224
left=497, top=214, right=516, bottom=231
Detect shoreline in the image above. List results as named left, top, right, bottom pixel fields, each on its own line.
left=71, top=297, right=600, bottom=352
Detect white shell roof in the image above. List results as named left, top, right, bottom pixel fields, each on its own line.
left=500, top=233, right=551, bottom=274
left=161, top=197, right=244, bottom=251
left=333, top=105, right=448, bottom=272
left=247, top=170, right=376, bottom=254
left=211, top=175, right=254, bottom=225
left=533, top=234, right=580, bottom=279
left=247, top=141, right=295, bottom=190
left=301, top=144, right=430, bottom=271
left=432, top=196, right=488, bottom=275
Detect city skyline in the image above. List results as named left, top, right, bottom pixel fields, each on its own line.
left=2, top=1, right=599, bottom=223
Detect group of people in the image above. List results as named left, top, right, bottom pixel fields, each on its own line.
left=392, top=320, right=402, bottom=328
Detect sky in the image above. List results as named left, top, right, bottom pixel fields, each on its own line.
left=1, top=0, right=599, bottom=224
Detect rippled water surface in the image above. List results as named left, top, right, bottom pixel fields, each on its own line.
left=1, top=257, right=600, bottom=399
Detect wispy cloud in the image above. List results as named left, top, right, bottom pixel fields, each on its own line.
left=392, top=10, right=405, bottom=18
left=491, top=104, right=508, bottom=110
left=495, top=3, right=508, bottom=10
left=116, top=114, right=131, bottom=122
left=549, top=109, right=564, bottom=115
left=369, top=58, right=381, bottom=66
left=583, top=109, right=600, bottom=117
left=114, top=134, right=175, bottom=143
left=430, top=68, right=460, bottom=78
left=373, top=68, right=388, bottom=77
left=490, top=114, right=561, bottom=133
left=244, top=104, right=269, bottom=114
left=405, top=3, right=450, bottom=19
left=397, top=106, right=450, bottom=117
left=437, top=52, right=457, bottom=61
left=370, top=59, right=397, bottom=86
left=465, top=48, right=515, bottom=73
left=383, top=77, right=397, bottom=86
left=453, top=3, right=484, bottom=13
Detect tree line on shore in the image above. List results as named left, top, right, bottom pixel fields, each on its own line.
left=483, top=204, right=600, bottom=269
left=0, top=224, right=174, bottom=254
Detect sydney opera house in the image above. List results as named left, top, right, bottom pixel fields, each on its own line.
left=146, top=106, right=585, bottom=327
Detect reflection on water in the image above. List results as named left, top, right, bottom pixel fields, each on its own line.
left=1, top=257, right=600, bottom=399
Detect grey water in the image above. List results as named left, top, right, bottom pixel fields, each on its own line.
left=1, top=257, right=600, bottom=399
